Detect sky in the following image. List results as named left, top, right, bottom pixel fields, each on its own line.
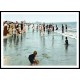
left=1, top=12, right=78, bottom=23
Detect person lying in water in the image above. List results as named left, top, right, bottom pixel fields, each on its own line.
left=28, top=51, right=39, bottom=65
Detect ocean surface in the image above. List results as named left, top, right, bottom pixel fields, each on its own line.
left=3, top=22, right=77, bottom=66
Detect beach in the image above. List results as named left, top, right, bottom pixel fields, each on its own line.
left=3, top=23, right=77, bottom=66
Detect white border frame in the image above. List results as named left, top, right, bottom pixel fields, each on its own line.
left=1, top=12, right=79, bottom=68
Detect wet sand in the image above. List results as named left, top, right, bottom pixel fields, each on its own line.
left=4, top=56, right=10, bottom=65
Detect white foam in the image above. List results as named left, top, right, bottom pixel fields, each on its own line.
left=68, top=28, right=77, bottom=32
left=54, top=30, right=77, bottom=39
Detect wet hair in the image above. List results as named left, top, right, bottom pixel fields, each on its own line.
left=33, top=51, right=37, bottom=55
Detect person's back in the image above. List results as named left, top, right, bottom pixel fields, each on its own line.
left=28, top=54, right=35, bottom=64
left=28, top=51, right=38, bottom=65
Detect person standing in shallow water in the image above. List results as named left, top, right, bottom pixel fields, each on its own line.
left=43, top=24, right=45, bottom=31
left=21, top=21, right=23, bottom=32
left=28, top=51, right=39, bottom=65
left=62, top=24, right=64, bottom=33
left=56, top=25, right=58, bottom=30
left=65, top=24, right=67, bottom=32
left=65, top=37, right=68, bottom=45
left=32, top=24, right=35, bottom=32
left=65, top=37, right=69, bottom=52
left=52, top=25, right=54, bottom=32
left=48, top=26, right=50, bottom=34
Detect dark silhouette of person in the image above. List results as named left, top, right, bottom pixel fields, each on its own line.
left=56, top=25, right=58, bottom=30
left=65, top=37, right=68, bottom=45
left=62, top=24, right=64, bottom=33
left=65, top=24, right=67, bottom=32
left=52, top=26, right=54, bottom=32
left=28, top=51, right=38, bottom=65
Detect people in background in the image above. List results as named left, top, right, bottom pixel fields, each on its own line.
left=62, top=24, right=64, bottom=33
left=65, top=24, right=67, bottom=32
left=56, top=25, right=58, bottom=30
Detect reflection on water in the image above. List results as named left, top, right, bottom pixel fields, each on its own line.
left=3, top=25, right=77, bottom=66
left=8, top=36, right=13, bottom=48
left=21, top=34, right=23, bottom=43
left=65, top=44, right=68, bottom=53
left=62, top=35, right=64, bottom=40
left=16, top=36, right=19, bottom=45
left=13, top=34, right=16, bottom=43
left=52, top=35, right=54, bottom=46
left=4, top=39, right=7, bottom=51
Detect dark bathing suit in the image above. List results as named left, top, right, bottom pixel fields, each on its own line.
left=21, top=23, right=23, bottom=30
left=65, top=40, right=68, bottom=45
left=28, top=54, right=35, bottom=64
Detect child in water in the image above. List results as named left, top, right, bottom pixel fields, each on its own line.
left=28, top=51, right=39, bottom=65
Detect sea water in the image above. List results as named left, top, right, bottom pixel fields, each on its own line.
left=3, top=22, right=77, bottom=66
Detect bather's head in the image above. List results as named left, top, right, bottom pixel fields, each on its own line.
left=33, top=51, right=37, bottom=56
left=65, top=37, right=68, bottom=40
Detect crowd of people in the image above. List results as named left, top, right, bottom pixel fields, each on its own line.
left=31, top=23, right=68, bottom=45
left=3, top=21, right=69, bottom=65
left=28, top=23, right=69, bottom=65
left=31, top=23, right=68, bottom=33
left=3, top=21, right=26, bottom=37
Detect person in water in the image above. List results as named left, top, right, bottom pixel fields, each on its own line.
left=65, top=24, right=67, bottom=32
left=56, top=25, right=58, bottom=30
left=65, top=37, right=68, bottom=45
left=62, top=24, right=64, bottom=33
left=28, top=51, right=39, bottom=65
left=52, top=25, right=54, bottom=32
left=32, top=24, right=35, bottom=32
left=21, top=21, right=24, bottom=32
